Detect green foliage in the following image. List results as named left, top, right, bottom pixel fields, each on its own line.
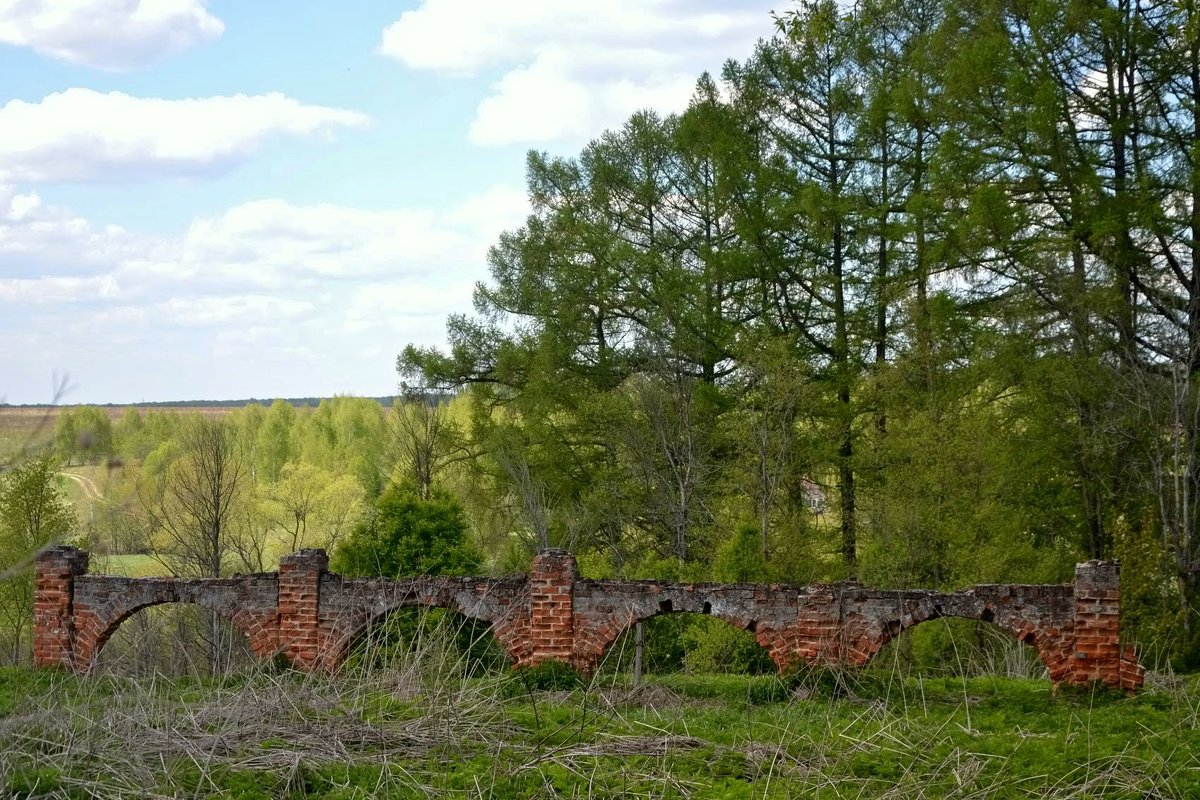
left=113, top=408, right=177, bottom=461
left=254, top=399, right=295, bottom=483
left=869, top=618, right=1047, bottom=680
left=710, top=525, right=767, bottom=584
left=0, top=458, right=77, bottom=664
left=17, top=0, right=1200, bottom=679
left=331, top=482, right=479, bottom=578
left=53, top=407, right=113, bottom=465
left=0, top=457, right=77, bottom=550
left=394, top=0, right=1200, bottom=659
left=511, top=659, right=584, bottom=693
left=1114, top=513, right=1186, bottom=669
left=258, top=462, right=364, bottom=554
left=680, top=618, right=775, bottom=675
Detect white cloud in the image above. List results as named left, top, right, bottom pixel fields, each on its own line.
left=0, top=0, right=223, bottom=70
left=0, top=273, right=119, bottom=303
left=128, top=185, right=529, bottom=288
left=1, top=185, right=530, bottom=402
left=177, top=200, right=457, bottom=279
left=0, top=89, right=369, bottom=184
left=0, top=185, right=143, bottom=274
left=468, top=48, right=694, bottom=145
left=346, top=279, right=479, bottom=327
left=1, top=182, right=529, bottom=292
left=448, top=184, right=532, bottom=245
left=158, top=295, right=315, bottom=327
left=379, top=0, right=773, bottom=146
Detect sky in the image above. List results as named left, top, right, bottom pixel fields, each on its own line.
left=0, top=0, right=781, bottom=405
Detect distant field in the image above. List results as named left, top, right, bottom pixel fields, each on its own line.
left=0, top=399, right=377, bottom=459
left=0, top=407, right=55, bottom=459
left=0, top=404, right=252, bottom=460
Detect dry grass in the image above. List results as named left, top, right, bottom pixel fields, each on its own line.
left=2, top=610, right=1199, bottom=798
left=2, top=663, right=1198, bottom=798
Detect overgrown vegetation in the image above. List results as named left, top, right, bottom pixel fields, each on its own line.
left=3, top=0, right=1200, bottom=698
left=9, top=0, right=1200, bottom=794
left=2, top=658, right=1197, bottom=799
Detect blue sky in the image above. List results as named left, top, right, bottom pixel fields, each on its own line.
left=0, top=0, right=780, bottom=404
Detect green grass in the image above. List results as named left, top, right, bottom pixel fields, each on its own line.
left=1, top=663, right=1198, bottom=799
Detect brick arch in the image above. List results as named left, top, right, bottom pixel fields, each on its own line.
left=570, top=583, right=776, bottom=673
left=319, top=597, right=505, bottom=671
left=845, top=595, right=1074, bottom=682
left=580, top=607, right=776, bottom=674
left=317, top=575, right=528, bottom=671
left=71, top=575, right=281, bottom=671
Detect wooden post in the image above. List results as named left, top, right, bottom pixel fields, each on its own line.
left=633, top=622, right=644, bottom=685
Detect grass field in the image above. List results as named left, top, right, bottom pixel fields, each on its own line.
left=1, top=661, right=1197, bottom=799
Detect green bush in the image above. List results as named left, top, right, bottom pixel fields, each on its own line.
left=331, top=482, right=480, bottom=578
left=681, top=617, right=775, bottom=675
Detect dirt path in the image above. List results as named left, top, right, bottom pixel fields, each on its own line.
left=60, top=470, right=103, bottom=502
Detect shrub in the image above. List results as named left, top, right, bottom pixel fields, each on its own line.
left=330, top=482, right=480, bottom=578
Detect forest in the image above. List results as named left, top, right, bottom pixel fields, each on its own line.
left=397, top=0, right=1200, bottom=671
left=3, top=0, right=1200, bottom=678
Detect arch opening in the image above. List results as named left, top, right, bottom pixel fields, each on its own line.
left=337, top=603, right=507, bottom=680
left=866, top=616, right=1046, bottom=680
left=93, top=603, right=256, bottom=678
left=598, top=611, right=775, bottom=677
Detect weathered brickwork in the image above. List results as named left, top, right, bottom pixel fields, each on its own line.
left=32, top=546, right=89, bottom=670
left=316, top=572, right=529, bottom=670
left=278, top=549, right=327, bottom=669
left=525, top=550, right=577, bottom=667
left=32, top=547, right=1145, bottom=691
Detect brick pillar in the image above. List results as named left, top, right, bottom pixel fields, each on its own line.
left=278, top=549, right=327, bottom=670
left=528, top=549, right=577, bottom=668
left=1070, top=560, right=1143, bottom=690
left=32, top=545, right=89, bottom=670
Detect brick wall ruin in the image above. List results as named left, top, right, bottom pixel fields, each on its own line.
left=32, top=546, right=1145, bottom=691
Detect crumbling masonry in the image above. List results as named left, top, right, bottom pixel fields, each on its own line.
left=33, top=546, right=1144, bottom=690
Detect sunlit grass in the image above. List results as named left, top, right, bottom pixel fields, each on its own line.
left=2, top=649, right=1197, bottom=798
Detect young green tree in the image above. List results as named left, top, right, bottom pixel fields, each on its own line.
left=389, top=388, right=472, bottom=502
left=257, top=462, right=364, bottom=555
left=54, top=407, right=114, bottom=466
left=141, top=417, right=250, bottom=580
left=0, top=457, right=76, bottom=663
left=139, top=417, right=250, bottom=673
left=254, top=399, right=296, bottom=483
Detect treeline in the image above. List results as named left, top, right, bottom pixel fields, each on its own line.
left=1, top=396, right=399, bottom=410
left=52, top=398, right=389, bottom=564
left=398, top=0, right=1200, bottom=668
left=0, top=398, right=396, bottom=669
